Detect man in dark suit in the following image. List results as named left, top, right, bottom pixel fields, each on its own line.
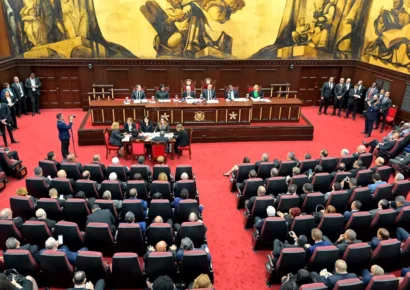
left=47, top=151, right=61, bottom=170
left=245, top=185, right=266, bottom=211
left=152, top=131, right=170, bottom=152
left=345, top=84, right=361, bottom=120
left=81, top=170, right=101, bottom=191
left=92, top=154, right=107, bottom=178
left=334, top=229, right=362, bottom=256
left=364, top=132, right=399, bottom=155
left=10, top=76, right=27, bottom=117
left=24, top=72, right=41, bottom=116
left=357, top=80, right=366, bottom=113
left=349, top=160, right=366, bottom=177
left=5, top=237, right=40, bottom=263
left=361, top=265, right=385, bottom=287
left=202, top=84, right=216, bottom=101
left=238, top=169, right=258, bottom=192
left=363, top=96, right=381, bottom=137
left=0, top=102, right=19, bottom=146
left=368, top=228, right=390, bottom=250
left=318, top=77, right=334, bottom=115
left=68, top=271, right=105, bottom=290
left=66, top=153, right=84, bottom=173
left=30, top=208, right=56, bottom=231
left=255, top=153, right=269, bottom=172
left=87, top=204, right=116, bottom=234
left=343, top=200, right=361, bottom=222
left=391, top=195, right=410, bottom=212
left=370, top=157, right=384, bottom=173
left=352, top=145, right=367, bottom=159
left=182, top=86, right=196, bottom=100
left=376, top=91, right=393, bottom=133
left=131, top=84, right=146, bottom=100
left=389, top=152, right=410, bottom=168
left=362, top=82, right=379, bottom=117
left=123, top=118, right=137, bottom=133
left=369, top=199, right=389, bottom=218
left=57, top=113, right=74, bottom=159
left=342, top=78, right=352, bottom=110
left=49, top=187, right=67, bottom=207
left=332, top=78, right=346, bottom=117
left=313, top=260, right=358, bottom=289
left=57, top=169, right=76, bottom=193
left=0, top=208, right=24, bottom=229
left=34, top=166, right=51, bottom=186
left=225, top=84, right=239, bottom=100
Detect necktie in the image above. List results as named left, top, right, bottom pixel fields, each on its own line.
left=208, top=90, right=211, bottom=100
left=17, top=83, right=23, bottom=95
left=330, top=83, right=332, bottom=89
left=137, top=91, right=139, bottom=99
left=383, top=97, right=387, bottom=104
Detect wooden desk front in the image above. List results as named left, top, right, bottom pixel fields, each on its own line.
left=89, top=99, right=302, bottom=125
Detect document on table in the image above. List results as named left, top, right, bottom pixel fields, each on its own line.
left=206, top=100, right=219, bottom=104
left=123, top=133, right=174, bottom=142
left=158, top=99, right=171, bottom=103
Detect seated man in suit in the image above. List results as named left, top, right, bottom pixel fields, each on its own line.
left=352, top=145, right=367, bottom=160
left=130, top=129, right=146, bottom=141
left=57, top=169, right=76, bottom=191
left=324, top=182, right=342, bottom=201
left=46, top=151, right=61, bottom=170
left=369, top=199, right=389, bottom=218
left=299, top=183, right=315, bottom=204
left=368, top=228, right=390, bottom=250
left=305, top=228, right=332, bottom=257
left=330, top=163, right=346, bottom=179
left=137, top=156, right=152, bottom=178
left=68, top=271, right=105, bottom=290
left=255, top=153, right=269, bottom=172
left=111, top=157, right=130, bottom=178
left=172, top=188, right=204, bottom=213
left=143, top=240, right=177, bottom=263
left=0, top=208, right=23, bottom=229
left=334, top=229, right=362, bottom=256
left=108, top=172, right=127, bottom=192
left=339, top=177, right=358, bottom=196
left=349, top=160, right=366, bottom=177
left=102, top=190, right=122, bottom=211
left=274, top=184, right=298, bottom=208
left=40, top=237, right=88, bottom=266
left=254, top=205, right=276, bottom=232
left=65, top=153, right=84, bottom=173
left=128, top=188, right=148, bottom=213
left=313, top=260, right=357, bottom=289
left=5, top=237, right=40, bottom=263
left=29, top=208, right=56, bottom=231
left=176, top=237, right=211, bottom=262
left=48, top=187, right=67, bottom=207
left=182, top=85, right=196, bottom=100
left=81, top=170, right=101, bottom=191
left=343, top=200, right=362, bottom=222
left=370, top=157, right=385, bottom=173
left=225, top=84, right=239, bottom=100
left=34, top=166, right=51, bottom=186
left=245, top=185, right=266, bottom=211
left=238, top=169, right=258, bottom=192
left=124, top=118, right=137, bottom=133
left=396, top=227, right=410, bottom=243
left=368, top=173, right=387, bottom=194
left=92, top=154, right=107, bottom=178
left=390, top=195, right=410, bottom=212
left=131, top=84, right=146, bottom=100
left=151, top=131, right=170, bottom=153
left=272, top=232, right=308, bottom=264
left=361, top=265, right=385, bottom=287
left=86, top=204, right=116, bottom=235
left=390, top=152, right=410, bottom=169
left=133, top=173, right=151, bottom=193
left=120, top=211, right=147, bottom=233
left=363, top=132, right=400, bottom=154
left=202, top=84, right=216, bottom=101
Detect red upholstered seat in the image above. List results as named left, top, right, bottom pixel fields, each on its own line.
left=104, top=128, right=120, bottom=159
left=131, top=139, right=146, bottom=163
left=385, top=107, right=398, bottom=124
left=152, top=142, right=167, bottom=164
left=178, top=129, right=193, bottom=160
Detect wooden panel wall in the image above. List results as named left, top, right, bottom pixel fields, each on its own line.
left=0, top=1, right=11, bottom=59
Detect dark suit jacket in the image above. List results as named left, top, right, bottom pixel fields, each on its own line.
left=92, top=161, right=107, bottom=177
left=202, top=89, right=216, bottom=100
left=343, top=83, right=352, bottom=96
left=365, top=87, right=379, bottom=101
left=29, top=217, right=56, bottom=230
left=52, top=197, right=66, bottom=208
left=155, top=123, right=170, bottom=133
left=343, top=210, right=359, bottom=222
left=86, top=209, right=116, bottom=233
left=140, top=121, right=154, bottom=133
left=358, top=85, right=366, bottom=98
left=367, top=102, right=382, bottom=121
left=380, top=97, right=392, bottom=112
left=51, top=160, right=61, bottom=170
left=10, top=82, right=26, bottom=100
left=131, top=90, right=146, bottom=100
left=319, top=273, right=358, bottom=289
left=334, top=83, right=346, bottom=97
left=349, top=167, right=366, bottom=177
left=123, top=122, right=137, bottom=133
left=12, top=217, right=24, bottom=229
left=225, top=89, right=239, bottom=99
left=378, top=140, right=396, bottom=151
left=1, top=93, right=17, bottom=108
left=182, top=91, right=196, bottom=100
left=109, top=130, right=125, bottom=146
left=370, top=165, right=382, bottom=173
left=0, top=103, right=12, bottom=123
left=155, top=90, right=169, bottom=100
left=57, top=120, right=73, bottom=141
left=246, top=196, right=257, bottom=211
left=368, top=237, right=382, bottom=250
left=16, top=243, right=40, bottom=263
left=361, top=269, right=374, bottom=287
left=348, top=88, right=360, bottom=104
left=175, top=129, right=189, bottom=147
left=24, top=77, right=41, bottom=96
left=335, top=239, right=361, bottom=256
left=321, top=82, right=334, bottom=98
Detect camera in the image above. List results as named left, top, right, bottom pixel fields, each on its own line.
left=69, top=115, right=76, bottom=119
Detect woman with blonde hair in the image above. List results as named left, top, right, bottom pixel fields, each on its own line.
left=249, top=84, right=263, bottom=99
left=16, top=187, right=37, bottom=205
left=155, top=117, right=170, bottom=133
left=175, top=123, right=189, bottom=155
left=109, top=122, right=127, bottom=156
left=158, top=172, right=168, bottom=181
left=192, top=274, right=213, bottom=289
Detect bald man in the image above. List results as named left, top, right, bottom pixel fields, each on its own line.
left=245, top=186, right=266, bottom=211
left=143, top=240, right=177, bottom=263
left=57, top=169, right=76, bottom=191
left=353, top=145, right=367, bottom=159
left=40, top=237, right=88, bottom=266
left=370, top=157, right=385, bottom=173
left=29, top=208, right=56, bottom=230
left=314, top=259, right=357, bottom=289
left=361, top=265, right=384, bottom=287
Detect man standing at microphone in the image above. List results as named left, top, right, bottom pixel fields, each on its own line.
left=57, top=113, right=74, bottom=159
left=0, top=101, right=19, bottom=146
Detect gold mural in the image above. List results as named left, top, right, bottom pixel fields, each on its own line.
left=2, top=0, right=410, bottom=72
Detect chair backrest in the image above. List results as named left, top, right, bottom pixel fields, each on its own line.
left=235, top=164, right=255, bottom=183
left=4, top=249, right=39, bottom=276
left=153, top=165, right=172, bottom=181
left=107, top=165, right=128, bottom=182
left=177, top=199, right=200, bottom=222
left=76, top=251, right=108, bottom=284
left=131, top=139, right=145, bottom=155
left=276, top=195, right=300, bottom=213
left=85, top=222, right=114, bottom=255
left=152, top=142, right=167, bottom=160
left=151, top=181, right=172, bottom=200
left=301, top=193, right=325, bottom=214
left=345, top=212, right=373, bottom=234
left=148, top=200, right=172, bottom=222
left=325, top=191, right=349, bottom=213
left=266, top=177, right=288, bottom=196
left=61, top=162, right=82, bottom=180
left=39, top=160, right=59, bottom=178
left=300, top=283, right=328, bottom=290
left=10, top=196, right=35, bottom=220
left=290, top=174, right=309, bottom=195
left=25, top=177, right=49, bottom=199
left=75, top=180, right=100, bottom=199
left=180, top=250, right=212, bottom=285
left=241, top=178, right=264, bottom=200
left=342, top=243, right=372, bottom=273
left=115, top=224, right=145, bottom=255
left=338, top=156, right=356, bottom=171
left=308, top=246, right=339, bottom=272
left=121, top=199, right=145, bottom=221
left=392, top=180, right=410, bottom=199
left=395, top=206, right=410, bottom=228
left=331, top=172, right=353, bottom=187
left=399, top=272, right=410, bottom=290
left=22, top=221, right=52, bottom=248
left=356, top=170, right=373, bottom=187
left=94, top=199, right=118, bottom=219
left=358, top=153, right=373, bottom=169
left=146, top=223, right=174, bottom=248
left=319, top=157, right=339, bottom=173
left=100, top=180, right=123, bottom=200
left=111, top=253, right=144, bottom=289
left=103, top=128, right=110, bottom=146
left=290, top=215, right=315, bottom=237
left=259, top=217, right=288, bottom=246
left=37, top=198, right=63, bottom=221
left=278, top=161, right=297, bottom=176
left=349, top=187, right=372, bottom=206
left=54, top=221, right=84, bottom=251
left=50, top=178, right=75, bottom=196
left=126, top=180, right=149, bottom=200
left=334, top=278, right=364, bottom=290
left=365, top=274, right=398, bottom=290
left=180, top=222, right=207, bottom=248
left=40, top=250, right=74, bottom=287
left=372, top=184, right=394, bottom=202
left=0, top=220, right=22, bottom=251
left=257, top=162, right=276, bottom=179
left=84, top=164, right=105, bottom=183
left=387, top=107, right=398, bottom=118
left=130, top=164, right=151, bottom=181
left=370, top=209, right=397, bottom=229
left=299, top=159, right=318, bottom=173
left=145, top=252, right=176, bottom=282
left=63, top=199, right=90, bottom=229
left=312, top=173, right=332, bottom=193
left=371, top=239, right=401, bottom=260
left=375, top=166, right=392, bottom=182
left=175, top=165, right=194, bottom=181
left=250, top=196, right=275, bottom=218
left=174, top=180, right=197, bottom=199
left=317, top=213, right=344, bottom=242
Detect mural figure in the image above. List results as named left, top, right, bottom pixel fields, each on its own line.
left=140, top=0, right=245, bottom=58
left=20, top=0, right=46, bottom=47
left=364, top=0, right=410, bottom=69
left=309, top=0, right=336, bottom=49
left=292, top=17, right=313, bottom=45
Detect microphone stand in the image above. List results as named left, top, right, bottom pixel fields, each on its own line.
left=70, top=127, right=77, bottom=157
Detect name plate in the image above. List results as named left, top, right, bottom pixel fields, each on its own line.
left=133, top=99, right=148, bottom=104
left=186, top=99, right=198, bottom=104
left=158, top=99, right=171, bottom=103
left=206, top=100, right=219, bottom=104
left=234, top=98, right=248, bottom=102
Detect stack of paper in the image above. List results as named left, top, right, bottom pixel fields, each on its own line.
left=158, top=99, right=171, bottom=103
left=206, top=100, right=219, bottom=104
left=234, top=98, right=248, bottom=102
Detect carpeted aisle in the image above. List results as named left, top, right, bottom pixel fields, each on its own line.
left=0, top=107, right=401, bottom=290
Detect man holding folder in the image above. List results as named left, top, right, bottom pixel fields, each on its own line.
left=345, top=84, right=361, bottom=120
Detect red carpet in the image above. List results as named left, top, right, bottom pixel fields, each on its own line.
left=0, top=107, right=403, bottom=290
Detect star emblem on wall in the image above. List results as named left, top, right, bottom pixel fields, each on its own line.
left=229, top=112, right=238, bottom=120
left=161, top=113, right=170, bottom=120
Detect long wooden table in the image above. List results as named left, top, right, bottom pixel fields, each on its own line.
left=89, top=98, right=302, bottom=125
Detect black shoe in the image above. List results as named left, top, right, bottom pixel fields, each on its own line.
left=331, top=113, right=335, bottom=116
left=11, top=140, right=19, bottom=143
left=36, top=111, right=41, bottom=114
left=362, top=140, right=369, bottom=146
left=361, top=131, right=367, bottom=134
left=24, top=113, right=28, bottom=116
left=318, top=111, right=321, bottom=115
left=32, top=113, right=35, bottom=116
left=365, top=135, right=370, bottom=138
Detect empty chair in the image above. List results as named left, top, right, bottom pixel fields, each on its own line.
left=130, top=164, right=151, bottom=181
left=107, top=165, right=128, bottom=182
left=252, top=217, right=287, bottom=251
left=175, top=165, right=194, bottom=181
left=326, top=191, right=349, bottom=213
left=290, top=174, right=309, bottom=195
left=174, top=180, right=198, bottom=199
left=230, top=163, right=256, bottom=192
left=299, top=159, right=318, bottom=173
left=76, top=251, right=109, bottom=284
left=54, top=221, right=85, bottom=251
left=111, top=253, right=144, bottom=289
left=25, top=177, right=49, bottom=199
left=75, top=180, right=100, bottom=199
left=342, top=243, right=372, bottom=274
left=392, top=180, right=410, bottom=198
left=22, top=221, right=52, bottom=248
left=145, top=252, right=177, bottom=282
left=356, top=170, right=373, bottom=187
left=371, top=239, right=401, bottom=271
left=146, top=223, right=174, bottom=247
left=317, top=213, right=344, bottom=243
left=0, top=220, right=23, bottom=251
left=266, top=248, right=307, bottom=285
left=61, top=162, right=82, bottom=180
left=36, top=198, right=63, bottom=221
left=299, top=283, right=328, bottom=290
left=276, top=195, right=300, bottom=213
left=334, top=278, right=364, bottom=290
left=39, top=160, right=59, bottom=178
left=84, top=164, right=105, bottom=183
left=370, top=209, right=397, bottom=233
left=94, top=199, right=118, bottom=219
left=266, top=177, right=288, bottom=196
left=177, top=199, right=200, bottom=223
left=151, top=181, right=172, bottom=200
left=308, top=246, right=339, bottom=272
left=100, top=180, right=124, bottom=200
left=148, top=200, right=173, bottom=224
left=115, top=224, right=145, bottom=255
left=180, top=250, right=213, bottom=285
left=358, top=153, right=373, bottom=169
left=372, top=184, right=394, bottom=202
left=290, top=215, right=316, bottom=238
left=121, top=200, right=145, bottom=222
left=301, top=193, right=325, bottom=214
left=338, top=156, right=356, bottom=171
left=365, top=275, right=398, bottom=290
left=40, top=250, right=74, bottom=287
left=312, top=173, right=332, bottom=193
left=348, top=188, right=372, bottom=210
left=50, top=178, right=75, bottom=196
left=278, top=161, right=297, bottom=176
left=64, top=199, right=90, bottom=230
left=344, top=212, right=372, bottom=240
left=236, top=178, right=264, bottom=209
left=257, top=162, right=276, bottom=179
left=10, top=196, right=35, bottom=220
left=319, top=157, right=339, bottom=173
left=85, top=222, right=114, bottom=255
left=375, top=166, right=392, bottom=182
left=180, top=222, right=207, bottom=248
left=244, top=195, right=275, bottom=229
left=4, top=250, right=39, bottom=277
left=126, top=180, right=149, bottom=200
left=153, top=165, right=172, bottom=181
